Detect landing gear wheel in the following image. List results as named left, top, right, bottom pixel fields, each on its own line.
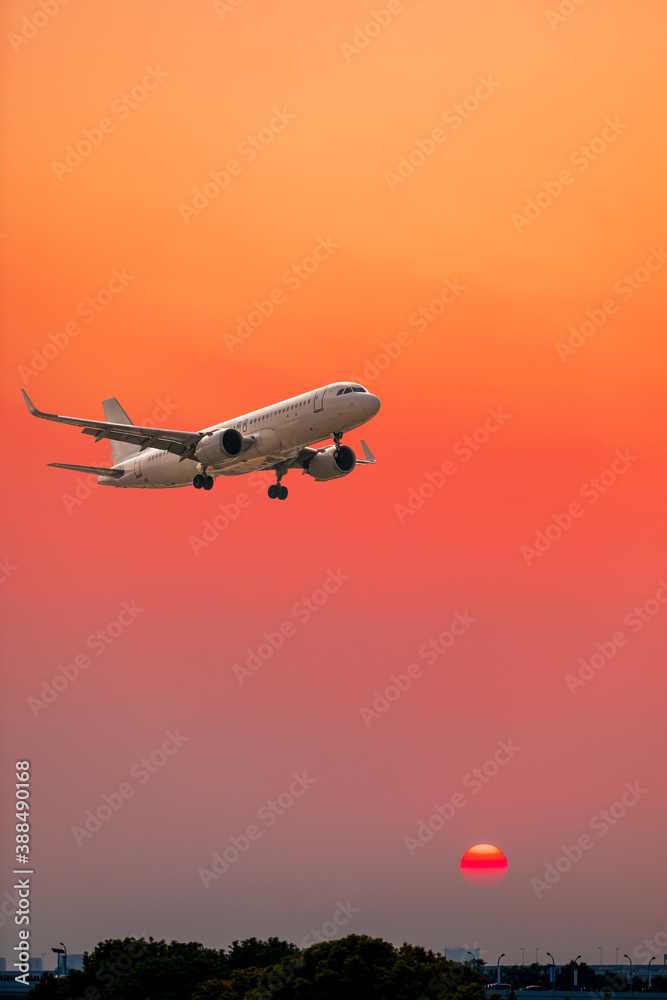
left=193, top=474, right=204, bottom=489
left=269, top=461, right=289, bottom=499
left=202, top=475, right=214, bottom=490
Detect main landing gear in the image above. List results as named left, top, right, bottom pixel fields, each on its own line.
left=193, top=473, right=214, bottom=490
left=268, top=463, right=289, bottom=500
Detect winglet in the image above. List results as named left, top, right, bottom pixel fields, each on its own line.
left=361, top=440, right=375, bottom=463
left=358, top=440, right=376, bottom=464
left=21, top=389, right=39, bottom=416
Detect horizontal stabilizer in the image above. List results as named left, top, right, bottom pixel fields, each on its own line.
left=48, top=462, right=124, bottom=478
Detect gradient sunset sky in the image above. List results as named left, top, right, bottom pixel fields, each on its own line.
left=2, top=0, right=666, bottom=968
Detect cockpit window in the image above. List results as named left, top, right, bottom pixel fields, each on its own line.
left=352, top=387, right=366, bottom=392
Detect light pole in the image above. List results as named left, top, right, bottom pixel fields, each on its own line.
left=547, top=953, right=555, bottom=990
left=624, top=955, right=633, bottom=993
left=51, top=948, right=64, bottom=977
left=497, top=954, right=505, bottom=984
left=467, top=951, right=477, bottom=970
left=521, top=948, right=525, bottom=967
left=648, top=957, right=656, bottom=989
left=574, top=955, right=582, bottom=987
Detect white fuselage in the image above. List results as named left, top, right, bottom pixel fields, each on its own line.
left=101, top=382, right=380, bottom=488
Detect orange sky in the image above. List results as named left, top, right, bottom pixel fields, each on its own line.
left=1, top=0, right=666, bottom=967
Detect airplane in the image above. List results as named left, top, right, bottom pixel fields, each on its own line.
left=22, top=382, right=381, bottom=500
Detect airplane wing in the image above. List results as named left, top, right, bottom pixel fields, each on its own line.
left=21, top=390, right=201, bottom=458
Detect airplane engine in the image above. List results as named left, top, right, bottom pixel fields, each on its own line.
left=195, top=427, right=243, bottom=466
left=306, top=445, right=356, bottom=481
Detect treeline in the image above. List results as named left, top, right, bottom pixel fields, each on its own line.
left=28, top=934, right=487, bottom=1000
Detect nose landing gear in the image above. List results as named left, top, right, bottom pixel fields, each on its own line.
left=332, top=431, right=343, bottom=458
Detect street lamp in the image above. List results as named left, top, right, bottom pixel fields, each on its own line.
left=467, top=951, right=477, bottom=970
left=574, top=955, right=582, bottom=987
left=624, top=955, right=633, bottom=993
left=497, top=954, right=505, bottom=984
left=648, top=957, right=656, bottom=989
left=547, top=953, right=555, bottom=990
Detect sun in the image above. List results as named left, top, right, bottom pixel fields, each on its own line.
left=460, top=844, right=508, bottom=885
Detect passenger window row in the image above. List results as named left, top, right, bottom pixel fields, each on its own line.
left=239, top=399, right=312, bottom=426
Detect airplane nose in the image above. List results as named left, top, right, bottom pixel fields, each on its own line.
left=367, top=394, right=381, bottom=414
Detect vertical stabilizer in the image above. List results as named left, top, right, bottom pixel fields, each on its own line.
left=102, top=398, right=139, bottom=465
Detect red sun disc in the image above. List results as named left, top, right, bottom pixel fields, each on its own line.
left=460, top=844, right=508, bottom=885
